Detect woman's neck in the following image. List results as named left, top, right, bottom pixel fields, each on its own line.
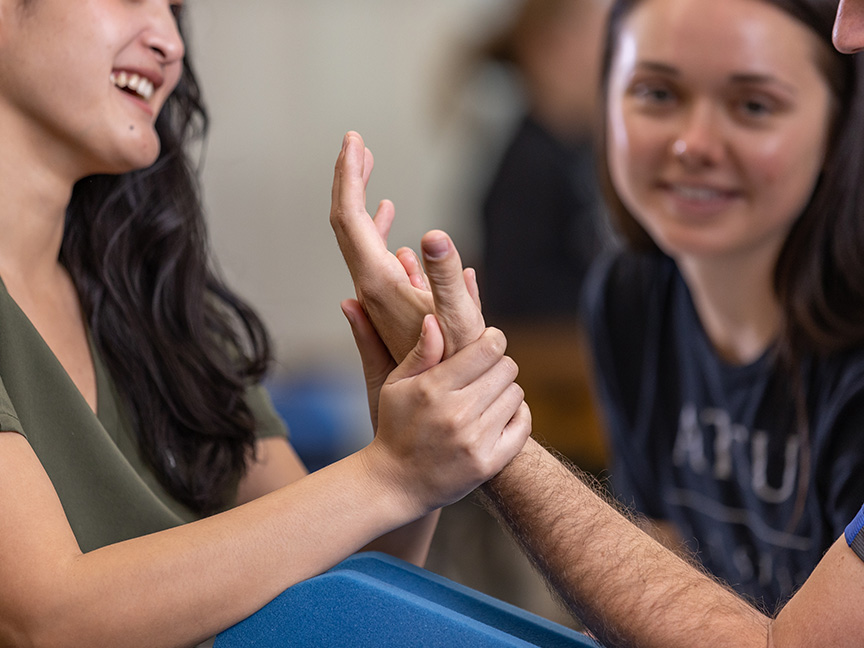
left=0, top=134, right=75, bottom=286
left=676, top=252, right=782, bottom=366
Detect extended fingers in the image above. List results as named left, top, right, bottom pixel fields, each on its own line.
left=330, top=132, right=391, bottom=274
left=363, top=146, right=374, bottom=186
left=421, top=230, right=485, bottom=356
left=330, top=132, right=358, bottom=208
left=396, top=246, right=427, bottom=290
left=374, top=200, right=395, bottom=243
left=463, top=267, right=481, bottom=312
left=331, top=133, right=365, bottom=218
left=335, top=131, right=370, bottom=206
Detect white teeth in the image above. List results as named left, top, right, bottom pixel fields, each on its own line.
left=672, top=185, right=726, bottom=201
left=110, top=71, right=154, bottom=101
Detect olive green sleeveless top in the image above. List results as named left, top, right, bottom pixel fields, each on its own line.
left=0, top=279, right=287, bottom=553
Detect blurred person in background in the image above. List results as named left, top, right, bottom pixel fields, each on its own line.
left=580, top=0, right=864, bottom=612
left=478, top=0, right=614, bottom=324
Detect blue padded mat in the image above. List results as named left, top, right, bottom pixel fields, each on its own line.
left=215, top=552, right=600, bottom=647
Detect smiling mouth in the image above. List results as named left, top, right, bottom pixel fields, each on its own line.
left=110, top=71, right=154, bottom=101
left=667, top=184, right=737, bottom=202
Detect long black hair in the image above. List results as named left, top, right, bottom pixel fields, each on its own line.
left=60, top=21, right=272, bottom=516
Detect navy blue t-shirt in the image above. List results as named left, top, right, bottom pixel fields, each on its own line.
left=582, top=251, right=864, bottom=612
left=480, top=115, right=612, bottom=321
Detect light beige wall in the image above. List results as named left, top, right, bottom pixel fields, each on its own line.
left=187, top=1, right=518, bottom=375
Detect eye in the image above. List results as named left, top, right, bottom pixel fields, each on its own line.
left=629, top=81, right=678, bottom=110
left=741, top=99, right=771, bottom=116
left=732, top=92, right=786, bottom=124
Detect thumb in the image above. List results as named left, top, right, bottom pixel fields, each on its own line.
left=421, top=230, right=485, bottom=357
left=388, top=313, right=445, bottom=383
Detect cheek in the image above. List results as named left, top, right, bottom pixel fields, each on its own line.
left=742, top=129, right=827, bottom=219
left=153, top=63, right=185, bottom=120
left=607, top=110, right=663, bottom=211
left=165, top=63, right=185, bottom=98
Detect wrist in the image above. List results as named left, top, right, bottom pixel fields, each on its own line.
left=355, top=440, right=430, bottom=524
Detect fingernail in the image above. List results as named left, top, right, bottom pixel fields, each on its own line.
left=340, top=302, right=355, bottom=325
left=423, top=237, right=448, bottom=260
left=342, top=133, right=349, bottom=151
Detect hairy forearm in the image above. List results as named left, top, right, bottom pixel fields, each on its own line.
left=478, top=438, right=770, bottom=648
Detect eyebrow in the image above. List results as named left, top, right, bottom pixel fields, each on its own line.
left=729, top=73, right=797, bottom=95
left=634, top=61, right=678, bottom=75
left=633, top=61, right=798, bottom=95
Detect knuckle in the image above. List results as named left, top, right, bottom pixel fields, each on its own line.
left=414, top=382, right=435, bottom=408
left=483, top=327, right=507, bottom=358
left=484, top=327, right=507, bottom=355
left=501, top=355, right=519, bottom=380
left=429, top=268, right=460, bottom=287
left=329, top=205, right=346, bottom=226
left=504, top=382, right=525, bottom=406
left=445, top=407, right=470, bottom=435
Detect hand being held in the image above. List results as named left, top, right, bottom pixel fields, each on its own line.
left=352, top=311, right=531, bottom=517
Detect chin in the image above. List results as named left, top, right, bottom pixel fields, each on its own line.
left=659, top=238, right=743, bottom=263
left=127, top=139, right=163, bottom=171
left=98, top=141, right=163, bottom=176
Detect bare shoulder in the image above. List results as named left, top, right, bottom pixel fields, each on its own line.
left=771, top=537, right=864, bottom=647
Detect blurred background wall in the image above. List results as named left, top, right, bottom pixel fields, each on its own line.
left=188, top=0, right=515, bottom=375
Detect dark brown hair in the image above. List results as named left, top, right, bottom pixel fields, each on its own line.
left=61, top=14, right=271, bottom=516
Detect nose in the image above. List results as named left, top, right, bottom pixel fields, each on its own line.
left=143, top=3, right=186, bottom=65
left=833, top=0, right=864, bottom=54
left=671, top=100, right=724, bottom=169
